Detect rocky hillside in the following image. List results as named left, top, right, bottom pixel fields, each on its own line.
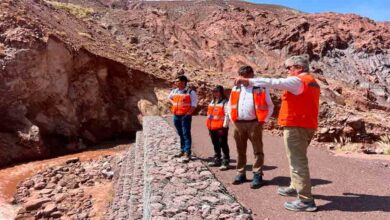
left=1, top=0, right=389, bottom=166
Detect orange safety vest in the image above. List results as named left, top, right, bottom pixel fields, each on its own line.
left=171, top=89, right=192, bottom=116
left=229, top=86, right=269, bottom=123
left=278, top=74, right=320, bottom=128
left=206, top=99, right=227, bottom=130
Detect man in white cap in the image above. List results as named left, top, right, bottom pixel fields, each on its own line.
left=232, top=55, right=320, bottom=212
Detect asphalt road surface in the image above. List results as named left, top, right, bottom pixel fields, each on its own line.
left=166, top=116, right=390, bottom=220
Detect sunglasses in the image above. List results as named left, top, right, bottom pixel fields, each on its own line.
left=286, top=65, right=301, bottom=70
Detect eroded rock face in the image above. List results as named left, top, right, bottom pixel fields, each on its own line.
left=0, top=36, right=169, bottom=166
left=0, top=0, right=171, bottom=166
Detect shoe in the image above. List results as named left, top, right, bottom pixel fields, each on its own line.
left=250, top=173, right=263, bottom=189
left=207, top=158, right=221, bottom=167
left=182, top=153, right=191, bottom=163
left=232, top=174, right=247, bottom=185
left=278, top=187, right=297, bottom=197
left=174, top=152, right=185, bottom=158
left=284, top=199, right=317, bottom=212
left=219, top=159, right=229, bottom=171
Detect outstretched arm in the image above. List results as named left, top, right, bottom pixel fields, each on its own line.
left=233, top=77, right=304, bottom=95
left=249, top=77, right=304, bottom=95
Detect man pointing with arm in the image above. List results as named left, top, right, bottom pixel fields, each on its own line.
left=234, top=55, right=320, bottom=212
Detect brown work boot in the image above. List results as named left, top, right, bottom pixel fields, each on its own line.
left=182, top=153, right=191, bottom=163
left=174, top=152, right=185, bottom=158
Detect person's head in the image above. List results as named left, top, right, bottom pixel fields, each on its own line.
left=284, top=55, right=310, bottom=76
left=238, top=65, right=254, bottom=79
left=175, top=75, right=188, bottom=89
left=212, top=85, right=225, bottom=100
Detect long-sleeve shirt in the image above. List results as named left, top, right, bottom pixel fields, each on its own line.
left=228, top=85, right=274, bottom=122
left=249, top=76, right=304, bottom=95
left=168, top=88, right=198, bottom=107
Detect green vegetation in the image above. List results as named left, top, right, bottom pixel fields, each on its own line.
left=44, top=0, right=94, bottom=18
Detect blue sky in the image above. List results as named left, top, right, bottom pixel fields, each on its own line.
left=249, top=0, right=390, bottom=21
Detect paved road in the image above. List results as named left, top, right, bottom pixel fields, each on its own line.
left=167, top=116, right=390, bottom=220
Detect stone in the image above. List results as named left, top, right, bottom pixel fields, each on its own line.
left=17, top=207, right=26, bottom=215
left=178, top=188, right=197, bottom=195
left=68, top=182, right=79, bottom=189
left=201, top=204, right=211, bottom=218
left=174, top=168, right=187, bottom=175
left=151, top=202, right=164, bottom=212
left=54, top=194, right=66, bottom=203
left=201, top=196, right=219, bottom=204
left=50, top=211, right=63, bottom=218
left=58, top=180, right=67, bottom=187
left=42, top=203, right=57, bottom=217
left=24, top=198, right=51, bottom=211
left=77, top=212, right=89, bottom=219
left=346, top=116, right=364, bottom=130
left=199, top=171, right=213, bottom=178
left=23, top=180, right=35, bottom=188
left=102, top=170, right=114, bottom=179
left=187, top=206, right=198, bottom=213
left=342, top=126, right=355, bottom=135
left=193, top=181, right=210, bottom=190
left=150, top=196, right=163, bottom=203
left=102, top=161, right=111, bottom=170
left=40, top=188, right=54, bottom=194
left=34, top=182, right=46, bottom=190
left=215, top=204, right=231, bottom=215
left=66, top=157, right=80, bottom=164
left=375, top=148, right=384, bottom=154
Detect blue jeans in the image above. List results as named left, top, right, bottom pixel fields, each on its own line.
left=173, top=115, right=192, bottom=155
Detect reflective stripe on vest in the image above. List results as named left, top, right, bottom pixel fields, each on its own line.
left=206, top=101, right=226, bottom=130
left=229, top=86, right=269, bottom=123
left=171, top=90, right=192, bottom=115
left=278, top=74, right=320, bottom=128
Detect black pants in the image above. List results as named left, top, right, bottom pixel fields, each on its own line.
left=209, top=128, right=230, bottom=160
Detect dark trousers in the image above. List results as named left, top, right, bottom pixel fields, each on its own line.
left=209, top=128, right=230, bottom=161
left=173, top=115, right=192, bottom=154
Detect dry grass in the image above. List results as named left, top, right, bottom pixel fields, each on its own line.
left=0, top=43, right=5, bottom=57
left=44, top=0, right=94, bottom=18
left=377, top=134, right=390, bottom=155
left=78, top=32, right=93, bottom=40
left=333, top=135, right=361, bottom=152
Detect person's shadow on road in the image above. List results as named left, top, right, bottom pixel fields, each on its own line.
left=316, top=193, right=390, bottom=212
left=268, top=176, right=332, bottom=187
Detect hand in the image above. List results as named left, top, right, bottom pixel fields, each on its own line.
left=231, top=77, right=249, bottom=86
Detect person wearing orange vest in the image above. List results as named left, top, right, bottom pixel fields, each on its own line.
left=233, top=55, right=320, bottom=212
left=229, top=66, right=274, bottom=189
left=168, top=75, right=197, bottom=163
left=206, top=85, right=230, bottom=171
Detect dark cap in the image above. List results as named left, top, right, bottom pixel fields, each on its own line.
left=212, top=85, right=224, bottom=92
left=175, top=75, right=189, bottom=82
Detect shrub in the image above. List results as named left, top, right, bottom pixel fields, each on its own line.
left=377, top=134, right=390, bottom=155
left=45, top=0, right=94, bottom=18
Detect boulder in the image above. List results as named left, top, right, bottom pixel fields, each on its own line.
left=346, top=116, right=364, bottom=130
left=24, top=198, right=51, bottom=211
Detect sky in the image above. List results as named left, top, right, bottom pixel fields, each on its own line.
left=249, top=0, right=390, bottom=21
